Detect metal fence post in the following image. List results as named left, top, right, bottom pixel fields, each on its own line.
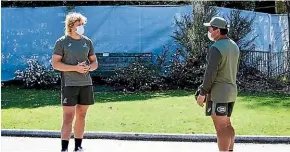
left=268, top=45, right=272, bottom=77
left=285, top=1, right=290, bottom=78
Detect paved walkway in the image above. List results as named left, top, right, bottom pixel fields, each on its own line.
left=2, top=137, right=290, bottom=152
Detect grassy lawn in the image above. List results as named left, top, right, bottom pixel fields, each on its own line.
left=1, top=87, right=290, bottom=136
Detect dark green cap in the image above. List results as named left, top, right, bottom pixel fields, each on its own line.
left=203, top=17, right=229, bottom=29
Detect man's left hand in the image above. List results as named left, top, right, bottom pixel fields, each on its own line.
left=197, top=95, right=206, bottom=107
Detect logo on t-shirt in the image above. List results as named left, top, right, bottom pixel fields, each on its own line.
left=83, top=42, right=88, bottom=48
left=68, top=43, right=72, bottom=47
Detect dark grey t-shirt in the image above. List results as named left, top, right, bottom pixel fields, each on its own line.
left=53, top=35, right=95, bottom=86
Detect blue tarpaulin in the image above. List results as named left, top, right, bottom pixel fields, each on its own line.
left=1, top=5, right=288, bottom=81
left=1, top=6, right=192, bottom=81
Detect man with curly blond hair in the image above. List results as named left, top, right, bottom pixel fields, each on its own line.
left=52, top=12, right=98, bottom=152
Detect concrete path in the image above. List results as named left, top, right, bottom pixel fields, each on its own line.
left=2, top=137, right=290, bottom=152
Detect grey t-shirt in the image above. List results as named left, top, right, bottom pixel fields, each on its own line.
left=53, top=35, right=95, bottom=86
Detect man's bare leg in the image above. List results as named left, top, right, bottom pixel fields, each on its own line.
left=228, top=118, right=235, bottom=151
left=211, top=115, right=232, bottom=151
left=73, top=105, right=89, bottom=150
left=61, top=106, right=75, bottom=151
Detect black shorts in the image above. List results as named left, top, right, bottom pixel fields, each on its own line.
left=205, top=101, right=235, bottom=117
left=61, top=86, right=94, bottom=106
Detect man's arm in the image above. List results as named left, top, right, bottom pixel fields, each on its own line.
left=51, top=39, right=77, bottom=72
left=199, top=46, right=222, bottom=96
left=88, top=54, right=98, bottom=71
left=87, top=39, right=98, bottom=71
left=52, top=39, right=88, bottom=73
left=51, top=54, right=77, bottom=72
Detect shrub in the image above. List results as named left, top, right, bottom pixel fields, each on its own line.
left=15, top=58, right=60, bottom=89
left=106, top=61, right=165, bottom=92
left=164, top=50, right=205, bottom=90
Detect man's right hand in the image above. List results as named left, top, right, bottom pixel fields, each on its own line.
left=75, top=64, right=90, bottom=74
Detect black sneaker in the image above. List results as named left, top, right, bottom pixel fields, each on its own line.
left=73, top=147, right=84, bottom=152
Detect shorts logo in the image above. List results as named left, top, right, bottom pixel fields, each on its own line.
left=217, top=106, right=226, bottom=113
left=63, top=98, right=67, bottom=104
left=207, top=108, right=211, bottom=113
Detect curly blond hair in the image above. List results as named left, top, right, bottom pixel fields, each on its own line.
left=64, top=12, right=87, bottom=35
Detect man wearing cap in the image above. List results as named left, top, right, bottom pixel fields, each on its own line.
left=195, top=17, right=240, bottom=152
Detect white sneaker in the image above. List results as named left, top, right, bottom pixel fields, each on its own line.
left=74, top=147, right=84, bottom=152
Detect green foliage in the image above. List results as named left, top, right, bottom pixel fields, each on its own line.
left=213, top=1, right=256, bottom=11
left=106, top=61, right=165, bottom=92
left=14, top=58, right=60, bottom=89
left=172, top=1, right=218, bottom=62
